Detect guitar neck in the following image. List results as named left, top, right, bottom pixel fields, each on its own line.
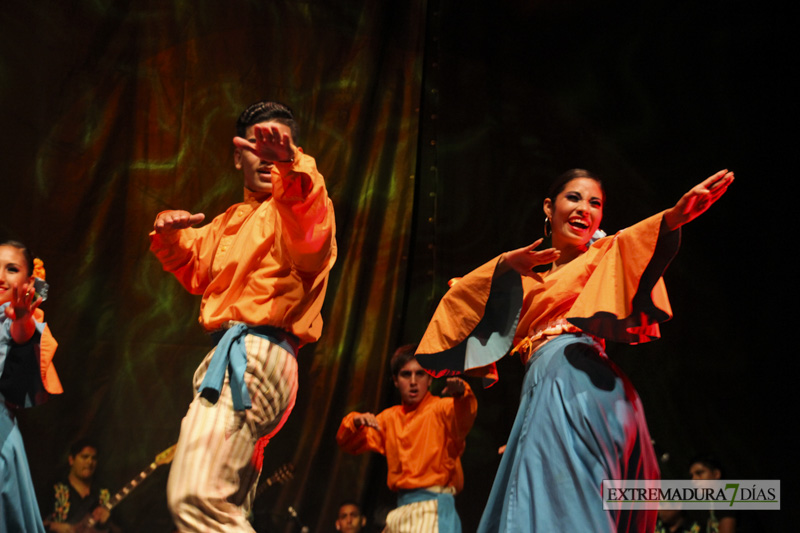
left=103, top=461, right=159, bottom=511
left=255, top=466, right=292, bottom=499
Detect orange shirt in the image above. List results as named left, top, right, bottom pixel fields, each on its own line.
left=150, top=152, right=337, bottom=345
left=0, top=307, right=62, bottom=405
left=417, top=212, right=678, bottom=384
left=337, top=386, right=478, bottom=492
left=39, top=321, right=61, bottom=396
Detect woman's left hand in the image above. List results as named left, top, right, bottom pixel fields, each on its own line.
left=664, top=169, right=734, bottom=230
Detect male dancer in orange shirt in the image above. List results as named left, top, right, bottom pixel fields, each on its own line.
left=150, top=101, right=336, bottom=532
left=337, top=345, right=477, bottom=532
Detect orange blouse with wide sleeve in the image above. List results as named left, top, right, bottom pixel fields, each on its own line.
left=417, top=212, right=680, bottom=386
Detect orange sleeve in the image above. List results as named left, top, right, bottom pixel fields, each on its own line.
left=566, top=211, right=678, bottom=343
left=336, top=411, right=385, bottom=456
left=149, top=212, right=226, bottom=295
left=39, top=323, right=62, bottom=395
left=448, top=383, right=477, bottom=442
left=416, top=257, right=519, bottom=386
left=270, top=151, right=337, bottom=273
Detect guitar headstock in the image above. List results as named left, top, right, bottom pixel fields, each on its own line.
left=155, top=445, right=177, bottom=466
left=265, top=463, right=294, bottom=486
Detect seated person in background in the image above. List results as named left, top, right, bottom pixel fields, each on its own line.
left=337, top=344, right=477, bottom=533
left=335, top=500, right=366, bottom=533
left=689, top=453, right=736, bottom=533
left=43, top=438, right=121, bottom=533
left=656, top=505, right=701, bottom=533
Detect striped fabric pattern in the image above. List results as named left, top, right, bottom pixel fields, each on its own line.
left=167, top=335, right=298, bottom=532
left=384, top=499, right=439, bottom=533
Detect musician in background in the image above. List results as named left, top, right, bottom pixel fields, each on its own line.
left=335, top=500, right=366, bottom=533
left=43, top=438, right=121, bottom=533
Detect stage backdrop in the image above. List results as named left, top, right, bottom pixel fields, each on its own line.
left=3, top=0, right=424, bottom=531
left=2, top=0, right=792, bottom=531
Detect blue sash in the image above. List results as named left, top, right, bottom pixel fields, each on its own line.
left=199, top=324, right=298, bottom=411
left=396, top=488, right=461, bottom=533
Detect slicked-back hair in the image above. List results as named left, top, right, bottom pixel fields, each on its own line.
left=235, top=100, right=299, bottom=144
left=546, top=168, right=605, bottom=204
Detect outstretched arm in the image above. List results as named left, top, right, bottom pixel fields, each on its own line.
left=441, top=378, right=477, bottom=441
left=337, top=411, right=385, bottom=455
left=233, top=126, right=334, bottom=273
left=4, top=282, right=41, bottom=344
left=441, top=377, right=466, bottom=398
left=663, top=169, right=734, bottom=231
left=352, top=412, right=381, bottom=430
left=150, top=209, right=217, bottom=295
left=153, top=210, right=205, bottom=236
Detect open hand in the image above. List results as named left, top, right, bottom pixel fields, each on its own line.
left=500, top=238, right=561, bottom=277
left=442, top=377, right=466, bottom=397
left=353, top=412, right=380, bottom=430
left=153, top=210, right=205, bottom=235
left=664, top=169, right=734, bottom=230
left=3, top=282, right=41, bottom=323
left=233, top=123, right=296, bottom=163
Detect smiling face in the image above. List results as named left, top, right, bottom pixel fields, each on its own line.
left=393, top=358, right=431, bottom=409
left=543, top=177, right=604, bottom=253
left=69, top=446, right=98, bottom=483
left=0, top=245, right=32, bottom=306
left=234, top=120, right=295, bottom=195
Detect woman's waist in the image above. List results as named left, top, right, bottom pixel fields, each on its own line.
left=512, top=320, right=605, bottom=366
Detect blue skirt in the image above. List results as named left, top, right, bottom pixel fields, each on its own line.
left=1, top=403, right=46, bottom=533
left=477, top=334, right=658, bottom=533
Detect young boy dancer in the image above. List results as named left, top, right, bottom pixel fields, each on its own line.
left=337, top=345, right=477, bottom=532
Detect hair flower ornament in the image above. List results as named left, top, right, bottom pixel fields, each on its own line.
left=588, top=228, right=607, bottom=247
left=33, top=257, right=49, bottom=301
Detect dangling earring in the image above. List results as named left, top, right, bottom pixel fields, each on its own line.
left=543, top=217, right=552, bottom=237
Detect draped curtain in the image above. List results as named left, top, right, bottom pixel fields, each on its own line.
left=3, top=1, right=425, bottom=531
left=2, top=1, right=790, bottom=531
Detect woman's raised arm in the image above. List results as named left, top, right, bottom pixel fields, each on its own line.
left=664, top=169, right=734, bottom=231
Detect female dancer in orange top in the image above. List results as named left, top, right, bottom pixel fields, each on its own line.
left=416, top=169, right=733, bottom=532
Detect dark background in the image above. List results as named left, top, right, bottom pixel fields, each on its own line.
left=2, top=0, right=793, bottom=531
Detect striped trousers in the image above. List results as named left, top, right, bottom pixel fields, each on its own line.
left=384, top=489, right=461, bottom=533
left=167, top=334, right=298, bottom=532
